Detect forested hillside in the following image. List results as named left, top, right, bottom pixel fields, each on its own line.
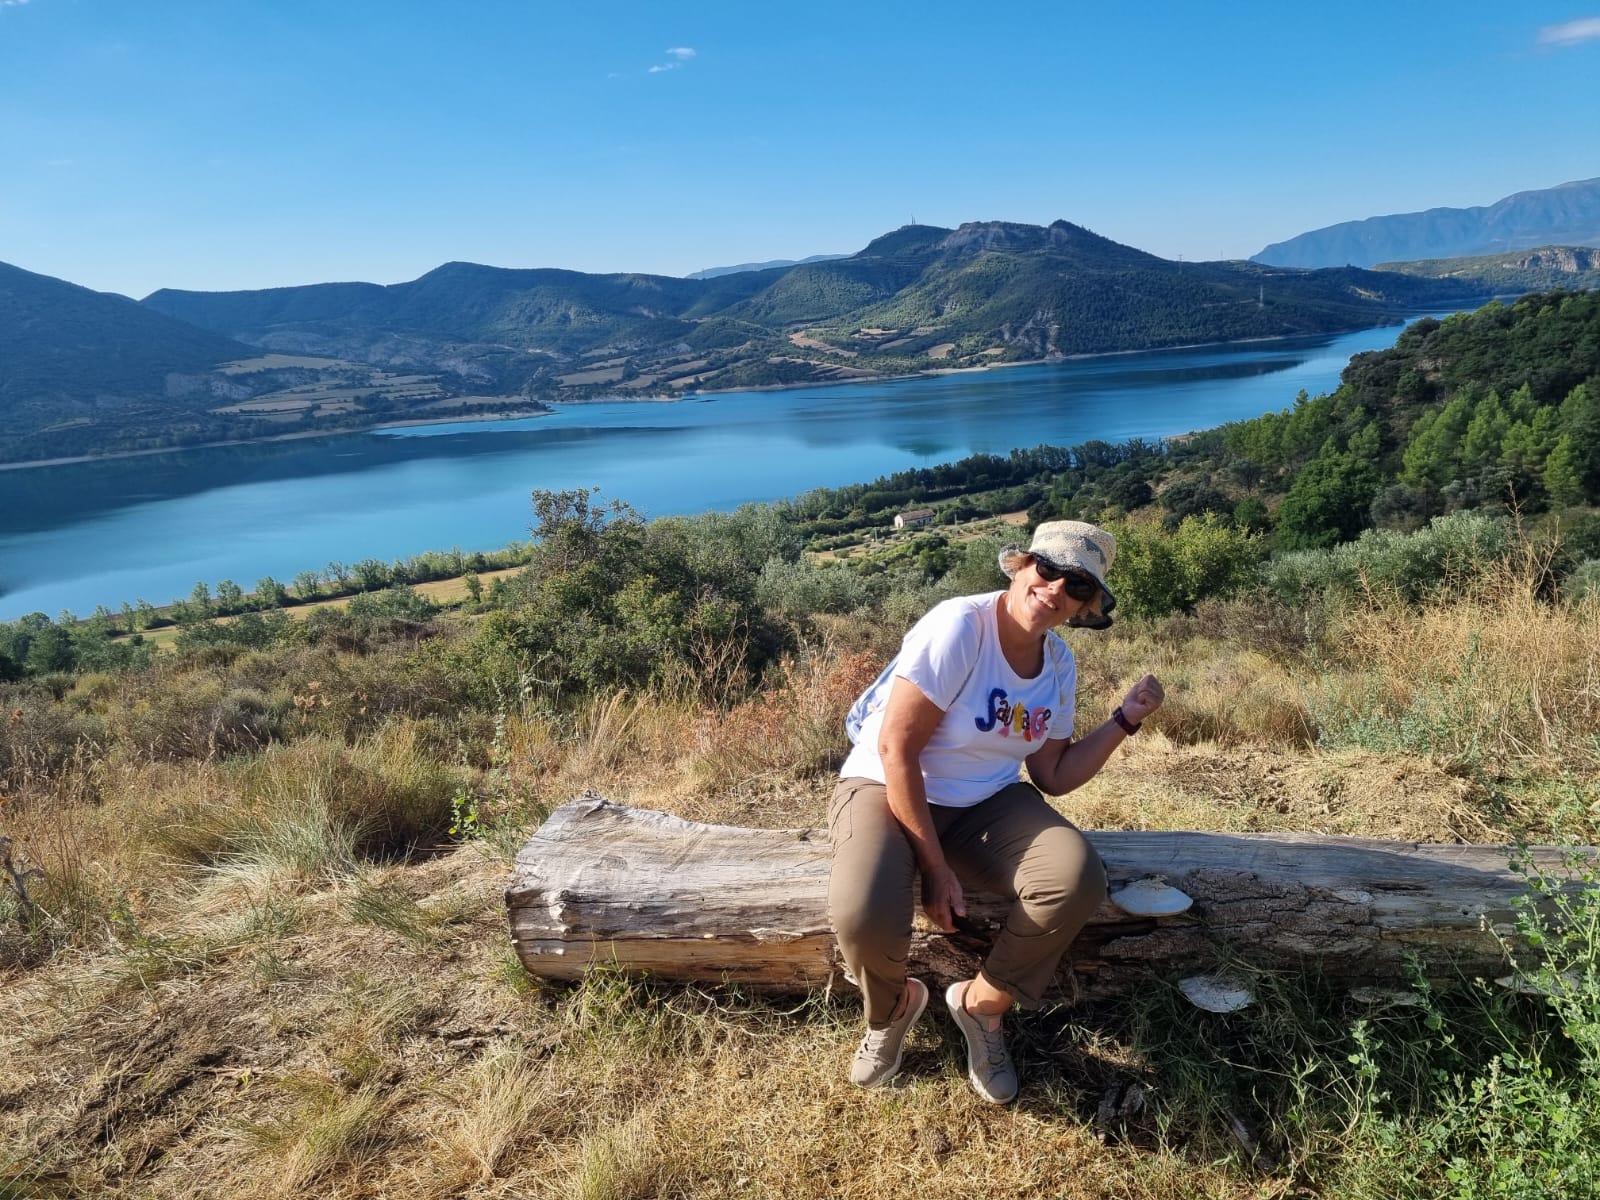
left=0, top=262, right=255, bottom=458
left=759, top=289, right=1600, bottom=569
left=141, top=220, right=1483, bottom=408
left=1193, top=289, right=1600, bottom=548
left=1378, top=245, right=1600, bottom=293
left=4, top=220, right=1490, bottom=463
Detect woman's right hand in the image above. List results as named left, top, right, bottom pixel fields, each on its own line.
left=921, top=863, right=967, bottom=933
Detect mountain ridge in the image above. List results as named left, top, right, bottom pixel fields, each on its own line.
left=5, top=218, right=1489, bottom=464
left=687, top=254, right=847, bottom=280
left=1253, top=178, right=1600, bottom=268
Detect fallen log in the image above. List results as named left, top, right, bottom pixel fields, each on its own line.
left=506, top=794, right=1594, bottom=1001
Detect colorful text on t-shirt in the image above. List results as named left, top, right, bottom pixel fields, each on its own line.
left=973, top=687, right=1052, bottom=742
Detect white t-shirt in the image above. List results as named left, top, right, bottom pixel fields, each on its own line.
left=840, top=592, right=1077, bottom=807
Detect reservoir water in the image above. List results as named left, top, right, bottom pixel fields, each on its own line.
left=1, top=323, right=1410, bottom=619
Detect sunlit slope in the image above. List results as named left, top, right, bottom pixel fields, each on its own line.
left=142, top=220, right=1485, bottom=394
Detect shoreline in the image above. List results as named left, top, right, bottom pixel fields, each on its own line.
left=615, top=317, right=1416, bottom=401
left=0, top=316, right=1426, bottom=471
left=0, top=407, right=553, bottom=473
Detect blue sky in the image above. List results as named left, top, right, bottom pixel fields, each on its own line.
left=2, top=0, right=1597, bottom=298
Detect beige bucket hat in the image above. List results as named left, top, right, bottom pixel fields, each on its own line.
left=998, top=520, right=1117, bottom=629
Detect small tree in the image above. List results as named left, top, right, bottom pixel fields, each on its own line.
left=1545, top=435, right=1585, bottom=508
left=255, top=576, right=289, bottom=608
left=352, top=559, right=391, bottom=592
left=215, top=579, right=246, bottom=614
left=24, top=623, right=75, bottom=674
left=189, top=581, right=213, bottom=614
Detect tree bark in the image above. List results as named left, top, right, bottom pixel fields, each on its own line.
left=505, top=794, right=1591, bottom=999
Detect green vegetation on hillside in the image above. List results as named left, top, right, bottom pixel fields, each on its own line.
left=89, top=221, right=1486, bottom=457
left=6, top=220, right=1496, bottom=463
left=6, top=288, right=1600, bottom=1197
left=0, top=260, right=555, bottom=462
left=1379, top=245, right=1600, bottom=293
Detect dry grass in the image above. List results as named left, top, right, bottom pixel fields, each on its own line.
left=3, top=582, right=1598, bottom=1197
left=1316, top=582, right=1600, bottom=775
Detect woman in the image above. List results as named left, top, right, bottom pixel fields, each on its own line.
left=829, top=519, right=1164, bottom=1103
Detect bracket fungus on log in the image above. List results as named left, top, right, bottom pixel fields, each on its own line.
left=506, top=794, right=1596, bottom=999
left=1178, top=974, right=1255, bottom=1013
left=1109, top=878, right=1194, bottom=917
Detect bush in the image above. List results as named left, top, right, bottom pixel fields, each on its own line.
left=0, top=685, right=105, bottom=792
left=755, top=557, right=871, bottom=624
left=480, top=490, right=786, bottom=700
left=174, top=609, right=294, bottom=652
left=1110, top=514, right=1265, bottom=618
left=1567, top=559, right=1600, bottom=603
left=105, top=669, right=285, bottom=762
left=1265, top=511, right=1509, bottom=607
left=944, top=534, right=1011, bottom=594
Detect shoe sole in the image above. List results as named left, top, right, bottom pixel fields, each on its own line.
left=944, top=981, right=1019, bottom=1104
left=854, top=977, right=929, bottom=1088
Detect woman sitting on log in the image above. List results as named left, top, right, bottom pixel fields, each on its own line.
left=830, top=520, right=1165, bottom=1103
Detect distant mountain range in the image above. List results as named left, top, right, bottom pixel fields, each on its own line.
left=687, top=254, right=848, bottom=279
left=4, top=219, right=1493, bottom=464
left=143, top=219, right=1478, bottom=388
left=1253, top=178, right=1600, bottom=268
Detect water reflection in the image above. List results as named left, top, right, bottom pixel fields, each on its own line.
left=2, top=323, right=1410, bottom=617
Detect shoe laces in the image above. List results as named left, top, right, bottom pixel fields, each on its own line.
left=971, top=1013, right=1008, bottom=1068
left=854, top=1027, right=890, bottom=1061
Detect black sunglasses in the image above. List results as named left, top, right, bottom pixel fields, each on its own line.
left=1031, top=558, right=1100, bottom=601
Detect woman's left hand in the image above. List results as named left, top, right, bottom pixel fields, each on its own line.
left=1121, top=674, right=1165, bottom=725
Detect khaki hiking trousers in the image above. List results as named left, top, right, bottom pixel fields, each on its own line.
left=828, top=777, right=1107, bottom=1025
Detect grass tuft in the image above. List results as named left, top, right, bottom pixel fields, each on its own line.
left=238, top=1080, right=397, bottom=1196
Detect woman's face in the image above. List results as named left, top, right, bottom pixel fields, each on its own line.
left=1006, top=555, right=1092, bottom=633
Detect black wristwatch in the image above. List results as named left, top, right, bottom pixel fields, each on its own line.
left=1111, top=705, right=1141, bottom=736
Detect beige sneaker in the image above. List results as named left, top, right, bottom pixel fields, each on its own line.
left=849, top=977, right=929, bottom=1088
left=944, top=980, right=1018, bottom=1103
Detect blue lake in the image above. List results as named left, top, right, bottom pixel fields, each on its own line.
left=0, top=323, right=1412, bottom=619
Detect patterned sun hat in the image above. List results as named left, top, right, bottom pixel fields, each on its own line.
left=998, top=520, right=1117, bottom=629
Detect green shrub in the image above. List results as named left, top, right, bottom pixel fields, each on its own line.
left=755, top=557, right=871, bottom=623
left=479, top=489, right=786, bottom=700
left=944, top=533, right=1011, bottom=594
left=1266, top=511, right=1510, bottom=607
left=1567, top=559, right=1600, bottom=603
left=107, top=672, right=283, bottom=762
left=174, top=609, right=294, bottom=652
left=1110, top=514, right=1265, bottom=618
left=343, top=585, right=438, bottom=622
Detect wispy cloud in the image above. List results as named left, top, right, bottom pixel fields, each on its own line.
left=648, top=46, right=696, bottom=73
left=1538, top=17, right=1600, bottom=46
left=1, top=1, right=32, bottom=9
